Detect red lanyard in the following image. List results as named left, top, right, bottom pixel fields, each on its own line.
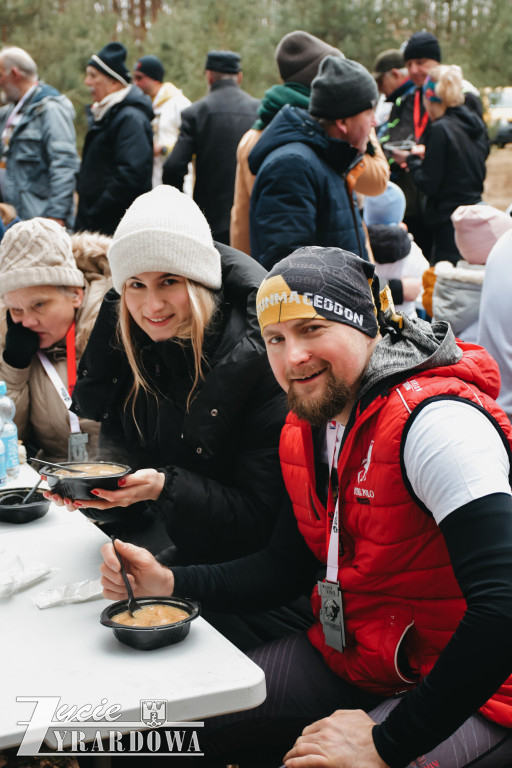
left=413, top=89, right=429, bottom=141
left=65, top=322, right=77, bottom=397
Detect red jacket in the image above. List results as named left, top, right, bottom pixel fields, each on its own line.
left=280, top=342, right=512, bottom=725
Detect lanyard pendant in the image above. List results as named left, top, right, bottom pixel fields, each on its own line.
left=318, top=579, right=346, bottom=652
left=68, top=432, right=89, bottom=462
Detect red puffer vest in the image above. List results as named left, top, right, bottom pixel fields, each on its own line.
left=280, top=342, right=512, bottom=726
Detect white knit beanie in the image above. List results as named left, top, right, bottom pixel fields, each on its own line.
left=108, top=185, right=222, bottom=293
left=0, top=218, right=85, bottom=297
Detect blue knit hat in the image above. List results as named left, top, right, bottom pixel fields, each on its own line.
left=363, top=182, right=406, bottom=226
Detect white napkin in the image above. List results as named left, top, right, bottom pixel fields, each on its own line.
left=0, top=549, right=52, bottom=598
left=32, top=578, right=103, bottom=608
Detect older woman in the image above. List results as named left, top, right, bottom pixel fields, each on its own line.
left=0, top=218, right=111, bottom=462
left=400, top=65, right=488, bottom=265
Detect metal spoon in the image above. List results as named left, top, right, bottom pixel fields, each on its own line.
left=110, top=536, right=142, bottom=616
left=30, top=458, right=84, bottom=474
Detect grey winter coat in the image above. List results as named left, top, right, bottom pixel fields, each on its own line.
left=0, top=83, right=79, bottom=226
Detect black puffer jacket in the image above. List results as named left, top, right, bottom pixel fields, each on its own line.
left=71, top=244, right=289, bottom=565
left=75, top=86, right=153, bottom=236
left=406, top=106, right=489, bottom=225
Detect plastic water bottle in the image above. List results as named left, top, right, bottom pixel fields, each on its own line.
left=0, top=429, right=6, bottom=487
left=0, top=381, right=19, bottom=480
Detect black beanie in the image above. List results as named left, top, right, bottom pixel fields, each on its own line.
left=367, top=225, right=411, bottom=264
left=309, top=56, right=378, bottom=119
left=403, top=32, right=441, bottom=63
left=275, top=31, right=343, bottom=87
left=134, top=55, right=164, bottom=82
left=88, top=42, right=131, bottom=86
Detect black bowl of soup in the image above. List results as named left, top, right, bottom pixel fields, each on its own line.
left=40, top=461, right=131, bottom=502
left=0, top=487, right=50, bottom=524
left=100, top=596, right=200, bottom=650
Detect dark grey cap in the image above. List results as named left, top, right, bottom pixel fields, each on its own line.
left=205, top=50, right=241, bottom=74
left=309, top=56, right=378, bottom=119
left=372, top=49, right=404, bottom=78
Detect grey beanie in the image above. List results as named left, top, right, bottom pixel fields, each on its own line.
left=0, top=218, right=85, bottom=297
left=108, top=185, right=222, bottom=294
left=309, top=56, right=378, bottom=119
left=275, top=31, right=343, bottom=87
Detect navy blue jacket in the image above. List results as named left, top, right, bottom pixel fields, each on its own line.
left=248, top=105, right=368, bottom=269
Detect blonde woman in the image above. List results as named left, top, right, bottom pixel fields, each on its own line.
left=61, top=185, right=290, bottom=579
left=403, top=64, right=489, bottom=265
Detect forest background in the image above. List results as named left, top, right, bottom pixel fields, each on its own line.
left=1, top=0, right=511, bottom=150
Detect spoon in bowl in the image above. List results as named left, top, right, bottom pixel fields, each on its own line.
left=30, top=458, right=84, bottom=474
left=0, top=477, right=43, bottom=506
left=110, top=536, right=142, bottom=616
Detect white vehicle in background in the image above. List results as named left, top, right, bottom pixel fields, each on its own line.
left=482, top=87, right=512, bottom=148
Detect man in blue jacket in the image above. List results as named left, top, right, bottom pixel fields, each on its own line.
left=249, top=56, right=379, bottom=270
left=0, top=47, right=78, bottom=228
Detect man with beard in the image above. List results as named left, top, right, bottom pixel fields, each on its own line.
left=99, top=247, right=512, bottom=768
left=0, top=46, right=78, bottom=226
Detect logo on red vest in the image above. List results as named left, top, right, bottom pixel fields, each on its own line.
left=354, top=440, right=375, bottom=498
left=402, top=379, right=422, bottom=392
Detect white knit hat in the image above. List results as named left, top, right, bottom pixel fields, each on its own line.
left=108, top=185, right=222, bottom=293
left=0, top=218, right=85, bottom=297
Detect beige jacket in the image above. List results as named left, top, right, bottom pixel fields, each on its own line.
left=230, top=127, right=389, bottom=256
left=0, top=240, right=112, bottom=462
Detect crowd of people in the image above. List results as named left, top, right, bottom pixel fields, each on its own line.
left=1, top=25, right=512, bottom=768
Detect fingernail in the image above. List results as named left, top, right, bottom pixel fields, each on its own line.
left=64, top=498, right=71, bottom=505
left=91, top=489, right=100, bottom=496
left=43, top=491, right=50, bottom=499
left=74, top=502, right=83, bottom=507
left=118, top=477, right=126, bottom=487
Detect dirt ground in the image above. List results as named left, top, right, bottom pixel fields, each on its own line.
left=483, top=145, right=512, bottom=211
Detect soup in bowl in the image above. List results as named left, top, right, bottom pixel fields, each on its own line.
left=100, top=596, right=200, bottom=650
left=41, top=461, right=131, bottom=503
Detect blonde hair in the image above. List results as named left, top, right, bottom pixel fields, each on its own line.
left=430, top=64, right=464, bottom=108
left=118, top=278, right=219, bottom=428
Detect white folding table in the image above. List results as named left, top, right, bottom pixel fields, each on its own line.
left=0, top=477, right=266, bottom=757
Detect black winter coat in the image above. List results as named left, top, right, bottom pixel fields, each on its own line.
left=71, top=244, right=289, bottom=565
left=407, top=105, right=489, bottom=226
left=162, top=80, right=259, bottom=241
left=75, top=86, right=153, bottom=236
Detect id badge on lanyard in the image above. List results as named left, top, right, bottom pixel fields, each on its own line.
left=318, top=422, right=346, bottom=652
left=37, top=323, right=89, bottom=461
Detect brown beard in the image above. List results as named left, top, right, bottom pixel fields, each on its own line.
left=287, top=370, right=351, bottom=428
